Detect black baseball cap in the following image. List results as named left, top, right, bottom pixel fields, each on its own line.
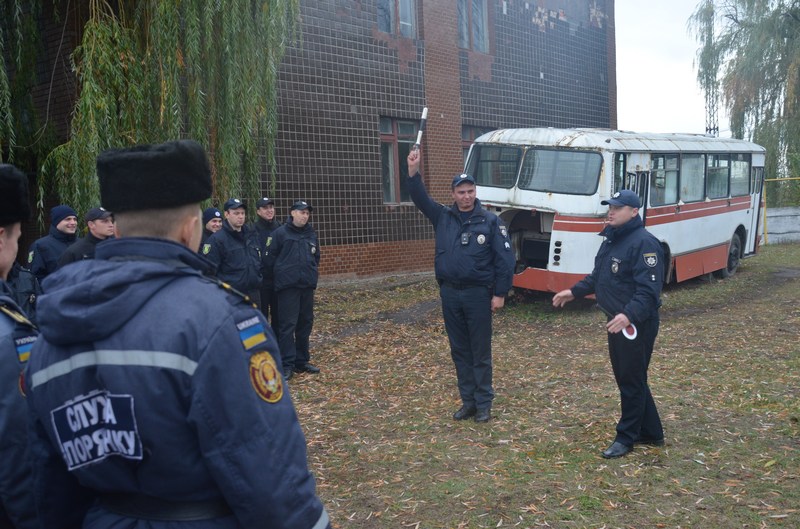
left=601, top=190, right=641, bottom=208
left=290, top=200, right=313, bottom=212
left=223, top=198, right=246, bottom=211
left=85, top=207, right=113, bottom=222
left=451, top=173, right=476, bottom=189
left=256, top=197, right=275, bottom=208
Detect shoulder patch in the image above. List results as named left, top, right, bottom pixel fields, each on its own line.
left=28, top=251, right=34, bottom=263
left=237, top=316, right=268, bottom=350
left=643, top=252, right=658, bottom=268
left=249, top=351, right=283, bottom=403
left=201, top=243, right=211, bottom=255
left=14, top=333, right=37, bottom=364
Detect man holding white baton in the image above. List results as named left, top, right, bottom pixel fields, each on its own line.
left=553, top=189, right=665, bottom=458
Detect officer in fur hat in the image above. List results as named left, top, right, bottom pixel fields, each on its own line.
left=0, top=164, right=39, bottom=528
left=24, top=141, right=330, bottom=528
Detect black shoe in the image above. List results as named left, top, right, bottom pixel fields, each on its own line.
left=474, top=408, right=491, bottom=423
left=635, top=437, right=665, bottom=447
left=285, top=370, right=294, bottom=381
left=294, top=363, right=320, bottom=374
left=452, top=405, right=477, bottom=421
left=602, top=441, right=633, bottom=459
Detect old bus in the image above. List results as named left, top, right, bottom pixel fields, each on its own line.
left=465, top=128, right=766, bottom=293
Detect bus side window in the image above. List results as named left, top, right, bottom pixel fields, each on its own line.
left=707, top=154, right=730, bottom=198
left=680, top=154, right=705, bottom=203
left=730, top=154, right=751, bottom=196
left=650, top=154, right=679, bottom=206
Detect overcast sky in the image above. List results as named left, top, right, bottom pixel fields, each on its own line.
left=614, top=0, right=726, bottom=135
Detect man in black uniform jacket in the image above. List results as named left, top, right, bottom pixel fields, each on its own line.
left=265, top=201, right=320, bottom=380
left=204, top=198, right=262, bottom=307
left=406, top=148, right=515, bottom=424
left=58, top=207, right=115, bottom=267
left=253, top=197, right=282, bottom=334
left=553, top=190, right=665, bottom=458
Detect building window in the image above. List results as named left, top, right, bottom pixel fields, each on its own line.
left=458, top=0, right=489, bottom=52
left=377, top=0, right=415, bottom=38
left=380, top=117, right=418, bottom=204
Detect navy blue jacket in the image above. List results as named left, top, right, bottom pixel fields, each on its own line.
left=265, top=222, right=320, bottom=292
left=408, top=173, right=515, bottom=296
left=571, top=215, right=664, bottom=324
left=27, top=226, right=77, bottom=282
left=0, top=281, right=39, bottom=529
left=24, top=238, right=329, bottom=529
left=253, top=217, right=282, bottom=287
left=203, top=221, right=262, bottom=293
left=6, top=263, right=42, bottom=324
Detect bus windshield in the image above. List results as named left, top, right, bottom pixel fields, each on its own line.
left=468, top=144, right=602, bottom=195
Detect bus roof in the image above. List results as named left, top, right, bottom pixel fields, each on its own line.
left=474, top=128, right=766, bottom=154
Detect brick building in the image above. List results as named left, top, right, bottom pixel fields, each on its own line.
left=15, top=0, right=617, bottom=278
left=272, top=0, right=616, bottom=279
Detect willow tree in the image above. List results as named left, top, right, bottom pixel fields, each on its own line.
left=691, top=0, right=800, bottom=206
left=0, top=0, right=300, bottom=220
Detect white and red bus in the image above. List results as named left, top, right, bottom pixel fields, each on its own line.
left=465, top=128, right=766, bottom=293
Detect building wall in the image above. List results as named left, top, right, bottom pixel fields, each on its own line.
left=272, top=0, right=616, bottom=279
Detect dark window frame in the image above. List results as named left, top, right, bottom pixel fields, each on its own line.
left=380, top=117, right=418, bottom=204
left=377, top=0, right=416, bottom=38
left=458, top=0, right=490, bottom=53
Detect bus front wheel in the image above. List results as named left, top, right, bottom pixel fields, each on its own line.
left=713, top=234, right=742, bottom=279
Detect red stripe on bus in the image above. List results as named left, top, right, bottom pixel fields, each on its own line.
left=645, top=200, right=751, bottom=226
left=512, top=267, right=588, bottom=294
left=552, top=216, right=606, bottom=233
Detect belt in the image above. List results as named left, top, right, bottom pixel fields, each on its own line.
left=439, top=281, right=490, bottom=290
left=99, top=493, right=233, bottom=521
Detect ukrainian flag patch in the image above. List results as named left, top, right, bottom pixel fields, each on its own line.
left=14, top=334, right=37, bottom=364
left=237, top=316, right=268, bottom=350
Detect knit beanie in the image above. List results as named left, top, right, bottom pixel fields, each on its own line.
left=51, top=205, right=78, bottom=227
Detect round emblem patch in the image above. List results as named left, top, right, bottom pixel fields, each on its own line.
left=311, top=245, right=317, bottom=254
left=249, top=351, right=283, bottom=403
left=611, top=262, right=619, bottom=274
left=477, top=234, right=486, bottom=245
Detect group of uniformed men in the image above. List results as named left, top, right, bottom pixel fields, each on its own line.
left=0, top=137, right=665, bottom=528
left=0, top=142, right=330, bottom=528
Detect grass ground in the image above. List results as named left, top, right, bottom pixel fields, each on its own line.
left=290, top=243, right=799, bottom=529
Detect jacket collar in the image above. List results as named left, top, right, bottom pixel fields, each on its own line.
left=49, top=225, right=77, bottom=243
left=600, top=214, right=643, bottom=242
left=449, top=198, right=486, bottom=219
left=95, top=237, right=215, bottom=275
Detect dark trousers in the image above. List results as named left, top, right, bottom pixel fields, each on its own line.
left=608, top=315, right=663, bottom=446
left=276, top=287, right=315, bottom=374
left=440, top=285, right=494, bottom=410
left=259, top=282, right=279, bottom=337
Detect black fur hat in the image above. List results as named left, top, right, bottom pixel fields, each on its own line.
left=0, top=164, right=31, bottom=226
left=97, top=140, right=212, bottom=213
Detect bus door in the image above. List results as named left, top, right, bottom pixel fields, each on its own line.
left=618, top=152, right=651, bottom=223
left=749, top=166, right=765, bottom=253
left=629, top=171, right=650, bottom=224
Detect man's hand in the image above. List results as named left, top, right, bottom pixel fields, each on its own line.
left=606, top=313, right=631, bottom=334
left=407, top=148, right=420, bottom=177
left=552, top=289, right=574, bottom=308
left=491, top=295, right=505, bottom=313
